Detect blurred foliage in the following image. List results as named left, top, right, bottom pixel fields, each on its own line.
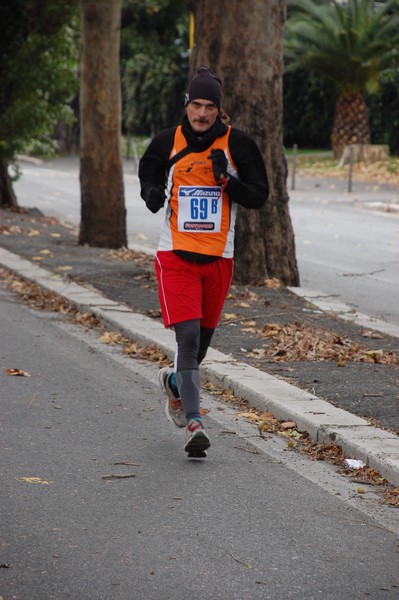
left=121, top=0, right=399, bottom=154
left=0, top=0, right=79, bottom=162
left=283, top=69, right=399, bottom=155
left=283, top=0, right=399, bottom=154
left=121, top=0, right=190, bottom=135
left=283, top=70, right=336, bottom=150
left=367, top=69, right=399, bottom=154
left=285, top=0, right=399, bottom=95
left=2, top=0, right=397, bottom=158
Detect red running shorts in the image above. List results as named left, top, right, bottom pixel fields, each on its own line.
left=155, top=250, right=234, bottom=328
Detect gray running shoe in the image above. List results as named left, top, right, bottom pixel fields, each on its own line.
left=158, top=367, right=186, bottom=428
left=184, top=418, right=210, bottom=457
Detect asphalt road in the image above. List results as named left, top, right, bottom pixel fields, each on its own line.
left=12, top=158, right=164, bottom=251
left=1, top=282, right=399, bottom=599
left=289, top=178, right=399, bottom=327
left=13, top=156, right=399, bottom=328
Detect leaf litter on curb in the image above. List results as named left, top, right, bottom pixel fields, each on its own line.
left=236, top=409, right=399, bottom=508
left=257, top=322, right=399, bottom=365
left=1, top=270, right=74, bottom=314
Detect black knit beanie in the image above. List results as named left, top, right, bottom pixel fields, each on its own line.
left=185, top=66, right=222, bottom=108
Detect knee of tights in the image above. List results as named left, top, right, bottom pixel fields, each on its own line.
left=174, top=320, right=200, bottom=370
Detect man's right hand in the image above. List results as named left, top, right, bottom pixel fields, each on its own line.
left=144, top=186, right=165, bottom=213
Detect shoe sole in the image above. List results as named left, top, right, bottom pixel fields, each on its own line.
left=184, top=431, right=210, bottom=457
left=187, top=450, right=207, bottom=458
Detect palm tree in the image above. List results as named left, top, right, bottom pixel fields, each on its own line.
left=285, top=0, right=399, bottom=158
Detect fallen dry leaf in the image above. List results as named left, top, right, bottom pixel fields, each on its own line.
left=301, top=441, right=345, bottom=465
left=10, top=280, right=25, bottom=291
left=19, top=477, right=49, bottom=485
left=262, top=323, right=282, bottom=337
left=260, top=411, right=275, bottom=420
left=124, top=342, right=167, bottom=363
left=99, top=331, right=123, bottom=344
left=237, top=411, right=262, bottom=422
left=222, top=312, right=240, bottom=321
left=280, top=421, right=297, bottom=430
left=108, top=248, right=153, bottom=267
left=263, top=277, right=281, bottom=289
left=0, top=224, right=22, bottom=235
left=361, top=330, right=383, bottom=339
left=242, top=320, right=257, bottom=327
left=277, top=429, right=303, bottom=440
left=365, top=349, right=384, bottom=358
left=125, top=341, right=139, bottom=354
left=258, top=420, right=278, bottom=432
left=74, top=312, right=100, bottom=328
left=5, top=368, right=31, bottom=377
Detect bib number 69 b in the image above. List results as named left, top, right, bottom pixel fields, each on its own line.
left=191, top=197, right=218, bottom=220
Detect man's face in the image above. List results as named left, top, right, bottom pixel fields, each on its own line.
left=186, top=99, right=219, bottom=133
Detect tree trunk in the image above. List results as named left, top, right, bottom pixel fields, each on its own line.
left=188, top=0, right=299, bottom=285
left=78, top=0, right=127, bottom=248
left=331, top=92, right=371, bottom=160
left=0, top=159, right=18, bottom=209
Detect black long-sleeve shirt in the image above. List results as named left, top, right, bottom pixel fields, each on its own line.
left=139, top=115, right=269, bottom=210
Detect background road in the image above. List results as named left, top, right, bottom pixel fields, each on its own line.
left=289, top=177, right=399, bottom=327
left=13, top=157, right=399, bottom=327
left=1, top=283, right=399, bottom=599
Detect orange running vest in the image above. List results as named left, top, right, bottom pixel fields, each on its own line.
left=158, top=125, right=238, bottom=258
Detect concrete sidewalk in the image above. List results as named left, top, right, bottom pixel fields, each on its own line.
left=0, top=227, right=398, bottom=487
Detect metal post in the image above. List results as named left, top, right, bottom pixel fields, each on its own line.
left=348, top=144, right=354, bottom=193
left=291, top=144, right=297, bottom=190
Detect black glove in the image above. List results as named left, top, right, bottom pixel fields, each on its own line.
left=208, top=149, right=228, bottom=183
left=144, top=186, right=165, bottom=214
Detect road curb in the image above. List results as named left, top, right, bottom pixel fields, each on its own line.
left=289, top=287, right=399, bottom=339
left=1, top=246, right=399, bottom=487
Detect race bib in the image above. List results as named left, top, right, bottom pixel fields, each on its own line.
left=177, top=186, right=222, bottom=232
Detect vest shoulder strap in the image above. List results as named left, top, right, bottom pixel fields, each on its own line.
left=167, top=145, right=193, bottom=171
